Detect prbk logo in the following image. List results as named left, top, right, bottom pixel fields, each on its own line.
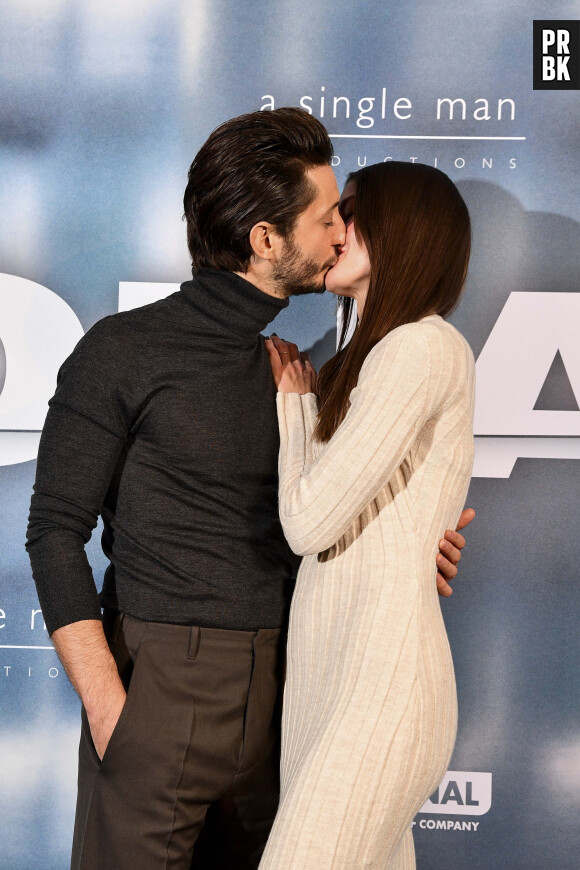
left=533, top=20, right=580, bottom=89
left=418, top=771, right=492, bottom=816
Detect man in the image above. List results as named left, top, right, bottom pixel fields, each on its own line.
left=27, top=108, right=472, bottom=870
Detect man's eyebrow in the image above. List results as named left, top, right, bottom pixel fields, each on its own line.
left=321, top=200, right=341, bottom=216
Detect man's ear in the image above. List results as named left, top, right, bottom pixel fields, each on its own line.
left=248, top=221, right=285, bottom=263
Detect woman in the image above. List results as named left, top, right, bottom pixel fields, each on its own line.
left=261, top=161, right=475, bottom=869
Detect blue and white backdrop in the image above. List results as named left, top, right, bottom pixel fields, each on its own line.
left=0, top=2, right=578, bottom=868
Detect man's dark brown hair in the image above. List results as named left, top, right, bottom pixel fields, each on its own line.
left=183, top=107, right=334, bottom=273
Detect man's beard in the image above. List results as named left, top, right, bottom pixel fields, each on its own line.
left=272, top=236, right=338, bottom=298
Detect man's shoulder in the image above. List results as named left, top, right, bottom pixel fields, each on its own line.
left=96, top=290, right=184, bottom=331
left=76, top=290, right=186, bottom=354
left=52, top=294, right=190, bottom=412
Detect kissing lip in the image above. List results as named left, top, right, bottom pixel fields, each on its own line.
left=326, top=251, right=343, bottom=272
left=324, top=255, right=340, bottom=272
left=323, top=259, right=341, bottom=290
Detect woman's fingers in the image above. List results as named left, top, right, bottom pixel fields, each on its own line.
left=301, top=353, right=317, bottom=391
left=264, top=336, right=281, bottom=365
left=271, top=334, right=301, bottom=364
left=266, top=336, right=317, bottom=393
left=264, top=336, right=285, bottom=387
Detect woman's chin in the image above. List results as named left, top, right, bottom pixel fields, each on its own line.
left=324, top=271, right=342, bottom=296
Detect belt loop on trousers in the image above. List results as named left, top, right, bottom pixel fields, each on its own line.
left=188, top=626, right=201, bottom=661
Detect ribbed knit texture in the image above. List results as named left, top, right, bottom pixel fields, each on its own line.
left=259, top=315, right=475, bottom=869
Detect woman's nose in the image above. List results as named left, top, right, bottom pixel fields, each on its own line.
left=334, top=214, right=346, bottom=246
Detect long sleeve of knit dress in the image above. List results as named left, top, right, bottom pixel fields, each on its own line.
left=260, top=315, right=475, bottom=870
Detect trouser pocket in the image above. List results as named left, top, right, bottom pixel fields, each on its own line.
left=98, top=612, right=148, bottom=767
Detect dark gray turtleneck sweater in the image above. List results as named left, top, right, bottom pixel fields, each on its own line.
left=26, top=269, right=301, bottom=635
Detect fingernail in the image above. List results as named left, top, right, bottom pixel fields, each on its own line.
left=436, top=554, right=445, bottom=563
left=271, top=332, right=278, bottom=336
left=439, top=540, right=447, bottom=549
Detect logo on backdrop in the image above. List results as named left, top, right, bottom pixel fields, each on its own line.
left=413, top=771, right=492, bottom=833
left=260, top=90, right=521, bottom=174
left=419, top=771, right=492, bottom=816
left=1, top=277, right=580, bottom=477
left=533, top=21, right=580, bottom=89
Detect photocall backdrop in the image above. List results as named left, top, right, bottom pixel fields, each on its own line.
left=1, top=2, right=578, bottom=868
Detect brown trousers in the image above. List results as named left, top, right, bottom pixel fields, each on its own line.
left=71, top=611, right=286, bottom=870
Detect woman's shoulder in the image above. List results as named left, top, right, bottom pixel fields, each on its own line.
left=359, top=315, right=474, bottom=382
left=417, top=314, right=475, bottom=360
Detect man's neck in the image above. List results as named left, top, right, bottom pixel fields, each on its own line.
left=234, top=267, right=286, bottom=301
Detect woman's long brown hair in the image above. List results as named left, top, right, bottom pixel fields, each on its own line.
left=314, top=161, right=471, bottom=443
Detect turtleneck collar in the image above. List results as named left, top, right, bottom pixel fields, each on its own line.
left=180, top=268, right=289, bottom=338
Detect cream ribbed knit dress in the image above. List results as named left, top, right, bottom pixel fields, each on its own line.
left=259, top=315, right=475, bottom=870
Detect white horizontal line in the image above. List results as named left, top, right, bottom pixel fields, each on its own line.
left=0, top=645, right=55, bottom=650
left=329, top=134, right=526, bottom=141
left=474, top=434, right=580, bottom=439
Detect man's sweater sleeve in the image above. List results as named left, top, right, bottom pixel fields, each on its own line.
left=26, top=317, right=142, bottom=636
